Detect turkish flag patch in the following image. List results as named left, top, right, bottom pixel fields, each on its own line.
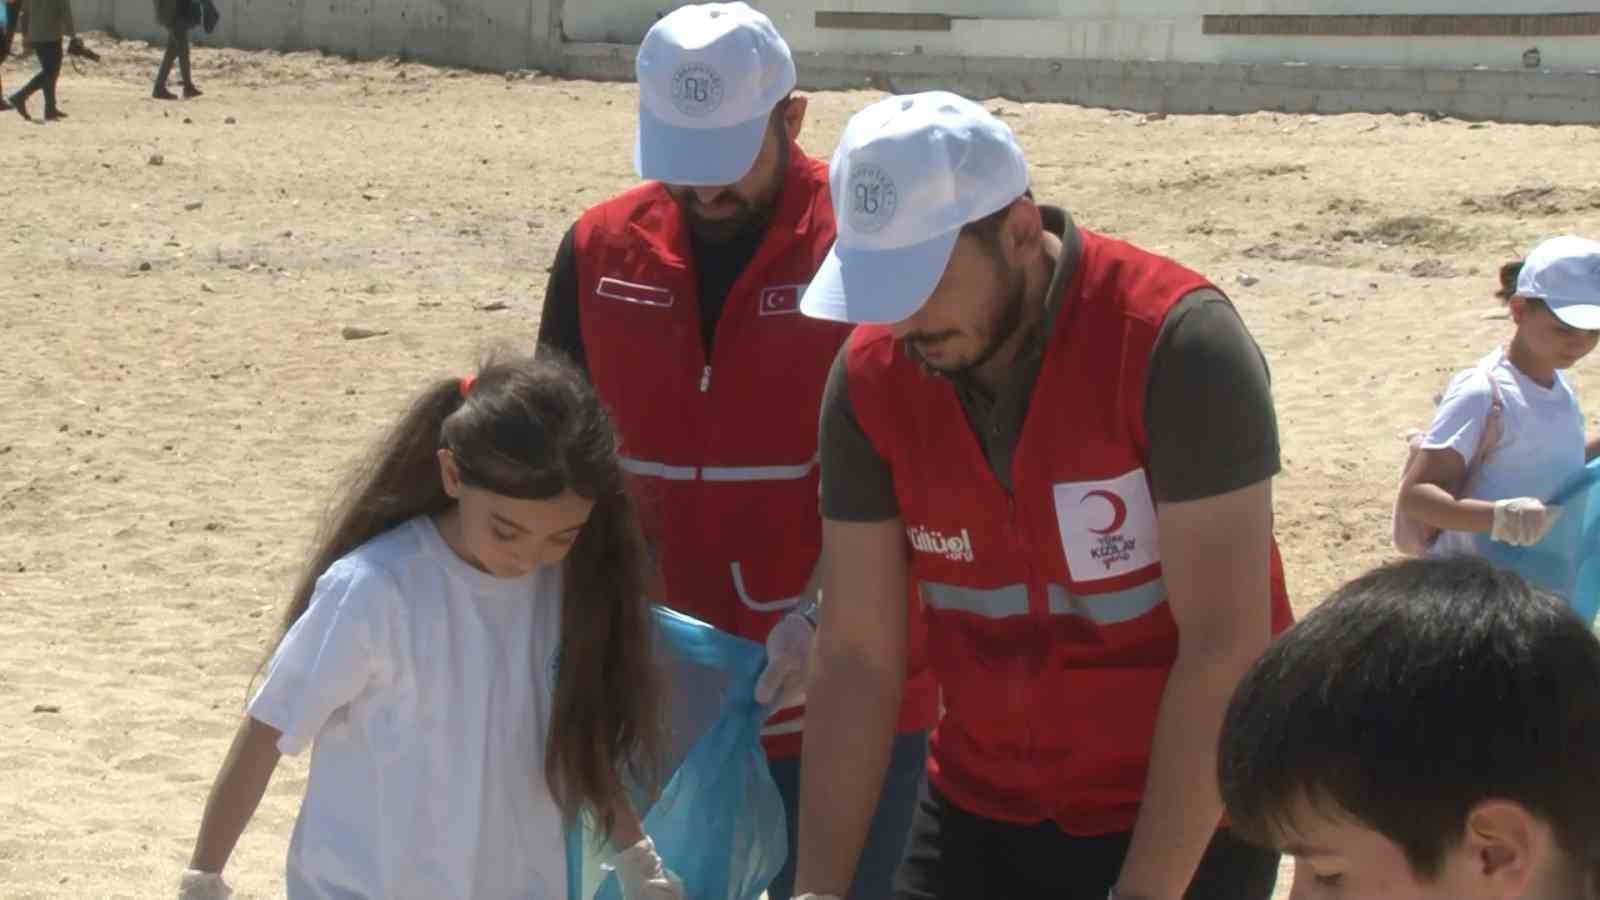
left=759, top=284, right=805, bottom=316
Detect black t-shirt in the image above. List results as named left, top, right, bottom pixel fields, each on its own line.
left=535, top=219, right=768, bottom=370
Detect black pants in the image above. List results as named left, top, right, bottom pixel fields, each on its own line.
left=14, top=38, right=62, bottom=112
left=155, top=24, right=192, bottom=89
left=894, top=780, right=1280, bottom=900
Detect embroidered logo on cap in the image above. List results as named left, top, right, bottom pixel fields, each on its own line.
left=847, top=164, right=898, bottom=234
left=670, top=63, right=724, bottom=117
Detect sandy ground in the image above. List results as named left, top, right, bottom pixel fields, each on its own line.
left=3, top=33, right=1600, bottom=900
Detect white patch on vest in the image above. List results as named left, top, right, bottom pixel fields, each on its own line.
left=906, top=524, right=975, bottom=563
left=758, top=284, right=806, bottom=316
left=596, top=276, right=674, bottom=309
left=1053, top=469, right=1160, bottom=582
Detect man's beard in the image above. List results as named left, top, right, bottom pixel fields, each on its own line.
left=906, top=255, right=1028, bottom=379
left=681, top=195, right=766, bottom=243
left=675, top=136, right=788, bottom=244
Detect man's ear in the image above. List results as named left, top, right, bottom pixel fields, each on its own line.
left=782, top=93, right=809, bottom=143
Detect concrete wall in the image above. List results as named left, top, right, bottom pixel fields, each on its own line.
left=559, top=41, right=1599, bottom=125
left=71, top=0, right=1600, bottom=124
left=74, top=0, right=562, bottom=72
left=569, top=1, right=1600, bottom=74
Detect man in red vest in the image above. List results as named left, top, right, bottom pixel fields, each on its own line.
left=535, top=6, right=939, bottom=898
left=790, top=91, right=1295, bottom=900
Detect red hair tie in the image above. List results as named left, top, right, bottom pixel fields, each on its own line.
left=459, top=375, right=477, bottom=399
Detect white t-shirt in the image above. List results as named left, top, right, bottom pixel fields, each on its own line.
left=1423, top=348, right=1586, bottom=558
left=250, top=516, right=567, bottom=900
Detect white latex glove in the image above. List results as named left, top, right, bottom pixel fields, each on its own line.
left=607, top=837, right=685, bottom=900
left=178, top=869, right=233, bottom=900
left=754, top=607, right=815, bottom=709
left=1492, top=498, right=1563, bottom=547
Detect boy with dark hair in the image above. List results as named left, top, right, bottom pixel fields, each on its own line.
left=1219, top=557, right=1600, bottom=899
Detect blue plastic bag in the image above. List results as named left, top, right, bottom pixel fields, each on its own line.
left=1474, top=457, right=1600, bottom=623
left=568, top=606, right=787, bottom=900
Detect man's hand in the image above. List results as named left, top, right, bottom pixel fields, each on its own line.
left=1114, top=480, right=1276, bottom=900
left=755, top=606, right=815, bottom=709
left=791, top=518, right=908, bottom=897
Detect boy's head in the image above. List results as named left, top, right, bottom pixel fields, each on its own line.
left=1219, top=558, right=1600, bottom=900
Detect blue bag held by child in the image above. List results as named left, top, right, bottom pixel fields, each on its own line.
left=1474, top=457, right=1600, bottom=623
left=568, top=606, right=787, bottom=900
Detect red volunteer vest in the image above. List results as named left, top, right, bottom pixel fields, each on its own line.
left=573, top=147, right=938, bottom=758
left=847, top=229, right=1293, bottom=832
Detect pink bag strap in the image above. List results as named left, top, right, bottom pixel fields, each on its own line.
left=1473, top=355, right=1507, bottom=463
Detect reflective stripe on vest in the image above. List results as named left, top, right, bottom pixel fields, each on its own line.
left=922, top=582, right=1028, bottom=619
left=1047, top=581, right=1166, bottom=624
left=617, top=457, right=699, bottom=480
left=922, top=579, right=1167, bottom=624
left=618, top=455, right=816, bottom=483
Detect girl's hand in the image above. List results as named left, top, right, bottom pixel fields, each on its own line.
left=608, top=836, right=686, bottom=900
left=1492, top=498, right=1563, bottom=546
left=177, top=869, right=233, bottom=900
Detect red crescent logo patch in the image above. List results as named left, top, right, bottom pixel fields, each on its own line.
left=1081, top=489, right=1128, bottom=536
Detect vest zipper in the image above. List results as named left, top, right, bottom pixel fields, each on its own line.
left=699, top=365, right=712, bottom=393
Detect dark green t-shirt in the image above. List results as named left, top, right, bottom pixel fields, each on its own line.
left=819, top=206, right=1281, bottom=520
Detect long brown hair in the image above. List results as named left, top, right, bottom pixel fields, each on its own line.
left=265, top=351, right=664, bottom=841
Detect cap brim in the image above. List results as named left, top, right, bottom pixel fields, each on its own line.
left=635, top=104, right=768, bottom=187
left=800, top=230, right=960, bottom=325
left=1550, top=303, right=1600, bottom=331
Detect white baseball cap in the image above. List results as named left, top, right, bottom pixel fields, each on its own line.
left=634, top=2, right=796, bottom=187
left=800, top=91, right=1029, bottom=325
left=1516, top=235, right=1600, bottom=330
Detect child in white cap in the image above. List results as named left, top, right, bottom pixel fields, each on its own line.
left=1397, top=236, right=1600, bottom=571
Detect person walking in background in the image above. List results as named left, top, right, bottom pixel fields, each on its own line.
left=7, top=0, right=74, bottom=121
left=152, top=0, right=201, bottom=99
